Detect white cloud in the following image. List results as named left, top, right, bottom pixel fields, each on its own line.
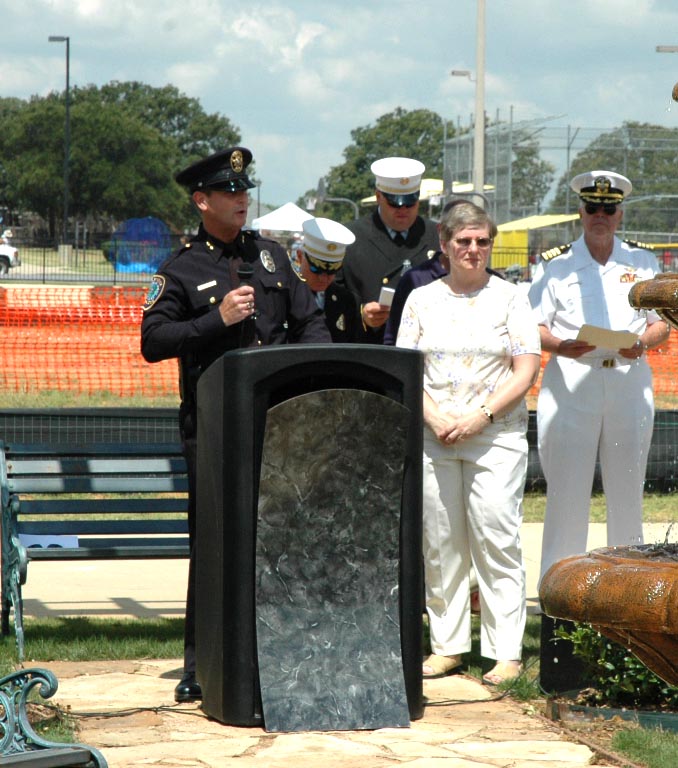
left=3, top=0, right=678, bottom=205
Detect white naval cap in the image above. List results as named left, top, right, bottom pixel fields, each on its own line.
left=371, top=156, right=425, bottom=199
left=302, top=217, right=356, bottom=265
left=570, top=170, right=632, bottom=203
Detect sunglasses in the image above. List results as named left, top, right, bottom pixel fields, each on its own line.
left=584, top=202, right=618, bottom=216
left=305, top=256, right=341, bottom=274
left=381, top=192, right=419, bottom=209
left=453, top=237, right=493, bottom=249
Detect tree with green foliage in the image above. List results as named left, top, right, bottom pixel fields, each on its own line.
left=0, top=83, right=243, bottom=238
left=509, top=136, right=555, bottom=216
left=548, top=121, right=678, bottom=234
left=303, top=108, right=557, bottom=224
left=301, top=107, right=446, bottom=222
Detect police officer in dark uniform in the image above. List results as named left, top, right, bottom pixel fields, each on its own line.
left=337, top=156, right=439, bottom=344
left=290, top=216, right=359, bottom=342
left=141, top=146, right=330, bottom=703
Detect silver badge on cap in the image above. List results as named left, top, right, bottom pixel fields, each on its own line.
left=260, top=250, right=276, bottom=273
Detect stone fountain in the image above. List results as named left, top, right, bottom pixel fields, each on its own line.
left=539, top=273, right=678, bottom=688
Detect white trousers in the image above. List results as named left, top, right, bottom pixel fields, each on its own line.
left=537, top=357, right=654, bottom=581
left=423, top=424, right=527, bottom=661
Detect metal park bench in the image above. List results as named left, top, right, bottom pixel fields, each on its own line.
left=0, top=667, right=107, bottom=766
left=0, top=408, right=189, bottom=662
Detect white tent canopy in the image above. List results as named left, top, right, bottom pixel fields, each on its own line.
left=251, top=202, right=314, bottom=232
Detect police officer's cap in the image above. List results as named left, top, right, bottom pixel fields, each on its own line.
left=371, top=156, right=425, bottom=207
left=302, top=217, right=356, bottom=271
left=570, top=170, right=632, bottom=204
left=175, top=147, right=256, bottom=193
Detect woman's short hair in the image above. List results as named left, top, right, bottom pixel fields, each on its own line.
left=439, top=201, right=498, bottom=242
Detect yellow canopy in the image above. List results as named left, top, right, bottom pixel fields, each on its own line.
left=497, top=214, right=579, bottom=232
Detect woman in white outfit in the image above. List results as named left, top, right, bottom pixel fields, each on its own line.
left=396, top=203, right=541, bottom=685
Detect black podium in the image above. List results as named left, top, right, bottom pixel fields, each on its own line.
left=195, top=345, right=423, bottom=732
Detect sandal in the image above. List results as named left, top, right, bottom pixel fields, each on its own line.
left=422, top=653, right=463, bottom=679
left=482, top=660, right=523, bottom=687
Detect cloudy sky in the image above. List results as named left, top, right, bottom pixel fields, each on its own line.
left=3, top=0, right=678, bottom=212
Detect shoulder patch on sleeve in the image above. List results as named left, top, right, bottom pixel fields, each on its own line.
left=143, top=275, right=165, bottom=311
left=540, top=243, right=572, bottom=262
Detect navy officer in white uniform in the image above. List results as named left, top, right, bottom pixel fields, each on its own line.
left=528, top=170, right=670, bottom=582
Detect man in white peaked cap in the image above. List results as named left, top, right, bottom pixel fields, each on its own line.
left=290, top=217, right=359, bottom=342
left=528, top=169, right=670, bottom=584
left=336, top=156, right=439, bottom=344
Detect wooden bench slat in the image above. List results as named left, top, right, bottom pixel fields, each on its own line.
left=8, top=458, right=187, bottom=474
left=20, top=520, right=186, bottom=535
left=19, top=498, right=187, bottom=515
left=26, top=544, right=189, bottom=559
left=7, top=746, right=96, bottom=766
left=7, top=442, right=182, bottom=456
left=9, top=477, right=188, bottom=493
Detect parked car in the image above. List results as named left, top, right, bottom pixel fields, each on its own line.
left=0, top=230, right=20, bottom=276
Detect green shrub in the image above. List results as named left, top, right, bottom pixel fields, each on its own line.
left=556, top=622, right=678, bottom=710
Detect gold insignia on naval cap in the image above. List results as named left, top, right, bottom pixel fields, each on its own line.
left=400, top=177, right=410, bottom=186
left=595, top=177, right=612, bottom=194
left=327, top=243, right=337, bottom=252
left=260, top=249, right=276, bottom=273
left=231, top=150, right=244, bottom=173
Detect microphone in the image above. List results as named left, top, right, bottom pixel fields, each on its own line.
left=236, top=262, right=255, bottom=285
left=236, top=262, right=258, bottom=318
left=236, top=262, right=257, bottom=348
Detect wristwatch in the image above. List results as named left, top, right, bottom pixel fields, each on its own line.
left=480, top=404, right=494, bottom=423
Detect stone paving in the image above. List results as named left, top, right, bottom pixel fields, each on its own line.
left=20, top=522, right=670, bottom=766
left=43, top=658, right=610, bottom=768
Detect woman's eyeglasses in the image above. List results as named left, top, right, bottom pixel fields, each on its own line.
left=453, top=237, right=493, bottom=249
left=584, top=202, right=618, bottom=216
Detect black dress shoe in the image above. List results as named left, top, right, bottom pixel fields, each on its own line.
left=174, top=675, right=202, bottom=703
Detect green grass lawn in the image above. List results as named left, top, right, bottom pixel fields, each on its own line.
left=523, top=491, right=678, bottom=525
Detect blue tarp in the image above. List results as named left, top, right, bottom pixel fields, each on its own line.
left=108, top=217, right=171, bottom=273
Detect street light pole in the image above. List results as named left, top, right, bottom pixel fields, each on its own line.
left=314, top=178, right=359, bottom=219
left=48, top=35, right=70, bottom=245
left=474, top=0, right=486, bottom=206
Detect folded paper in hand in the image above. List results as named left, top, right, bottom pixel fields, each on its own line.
left=576, top=324, right=639, bottom=350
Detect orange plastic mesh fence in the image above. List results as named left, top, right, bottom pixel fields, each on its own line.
left=1, top=286, right=678, bottom=402
left=1, top=286, right=178, bottom=398
left=530, top=336, right=678, bottom=404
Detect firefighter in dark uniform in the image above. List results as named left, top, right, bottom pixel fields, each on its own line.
left=290, top=216, right=359, bottom=342
left=140, top=146, right=330, bottom=703
left=337, top=156, right=439, bottom=344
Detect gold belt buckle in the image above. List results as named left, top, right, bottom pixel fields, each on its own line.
left=602, top=359, right=615, bottom=368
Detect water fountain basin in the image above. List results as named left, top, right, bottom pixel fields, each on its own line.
left=539, top=544, right=678, bottom=687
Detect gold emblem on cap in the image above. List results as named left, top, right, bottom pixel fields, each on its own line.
left=595, top=177, right=612, bottom=194
left=231, top=150, right=244, bottom=173
left=400, top=177, right=410, bottom=186
left=327, top=243, right=337, bottom=252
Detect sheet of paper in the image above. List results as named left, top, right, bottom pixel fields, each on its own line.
left=378, top=286, right=395, bottom=307
left=576, top=324, right=638, bottom=350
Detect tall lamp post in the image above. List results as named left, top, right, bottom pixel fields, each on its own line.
left=474, top=0, right=486, bottom=206
left=449, top=0, right=486, bottom=207
left=48, top=35, right=70, bottom=245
